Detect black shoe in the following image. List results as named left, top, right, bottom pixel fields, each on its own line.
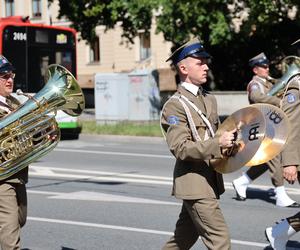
left=232, top=182, right=246, bottom=201
left=286, top=202, right=300, bottom=208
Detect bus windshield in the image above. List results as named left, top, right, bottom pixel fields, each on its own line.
left=2, top=25, right=76, bottom=93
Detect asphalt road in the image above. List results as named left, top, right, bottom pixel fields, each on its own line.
left=20, top=134, right=300, bottom=250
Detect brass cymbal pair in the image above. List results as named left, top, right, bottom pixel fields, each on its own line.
left=211, top=104, right=289, bottom=174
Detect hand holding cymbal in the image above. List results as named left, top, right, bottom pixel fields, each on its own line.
left=219, top=128, right=237, bottom=148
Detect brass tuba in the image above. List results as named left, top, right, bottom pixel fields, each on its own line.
left=0, top=64, right=85, bottom=180
left=268, top=56, right=300, bottom=96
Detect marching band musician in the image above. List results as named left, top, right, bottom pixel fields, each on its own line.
left=160, top=38, right=236, bottom=250
left=232, top=52, right=299, bottom=208
left=0, top=55, right=28, bottom=250
left=265, top=43, right=300, bottom=249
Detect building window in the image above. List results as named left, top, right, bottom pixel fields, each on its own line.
left=32, top=0, right=42, bottom=18
left=89, top=36, right=100, bottom=62
left=5, top=0, right=14, bottom=16
left=139, top=33, right=151, bottom=61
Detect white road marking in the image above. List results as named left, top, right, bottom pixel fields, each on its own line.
left=30, top=166, right=172, bottom=180
left=54, top=148, right=173, bottom=159
left=29, top=166, right=300, bottom=195
left=28, top=190, right=179, bottom=205
left=27, top=216, right=269, bottom=248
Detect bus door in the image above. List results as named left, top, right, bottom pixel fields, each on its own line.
left=27, top=47, right=55, bottom=92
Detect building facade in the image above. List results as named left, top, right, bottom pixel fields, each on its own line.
left=0, top=0, right=177, bottom=107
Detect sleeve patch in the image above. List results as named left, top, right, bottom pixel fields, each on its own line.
left=249, top=84, right=259, bottom=92
left=167, top=115, right=179, bottom=125
left=287, top=93, right=296, bottom=103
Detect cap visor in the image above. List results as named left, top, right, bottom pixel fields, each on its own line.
left=190, top=51, right=211, bottom=59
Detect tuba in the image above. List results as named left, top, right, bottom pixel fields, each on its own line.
left=268, top=56, right=300, bottom=96
left=0, top=64, right=85, bottom=180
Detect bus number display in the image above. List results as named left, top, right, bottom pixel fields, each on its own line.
left=13, top=32, right=27, bottom=41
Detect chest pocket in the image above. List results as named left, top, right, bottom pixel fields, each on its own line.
left=210, top=112, right=220, bottom=130
left=191, top=112, right=214, bottom=140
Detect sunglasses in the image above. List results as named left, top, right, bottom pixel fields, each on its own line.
left=0, top=73, right=15, bottom=80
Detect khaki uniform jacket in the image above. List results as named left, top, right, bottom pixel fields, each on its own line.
left=247, top=75, right=280, bottom=106
left=161, top=86, right=224, bottom=200
left=280, top=78, right=300, bottom=168
left=0, top=95, right=28, bottom=184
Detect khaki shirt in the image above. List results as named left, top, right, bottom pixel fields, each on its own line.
left=247, top=75, right=280, bottom=106
left=0, top=95, right=28, bottom=184
left=280, top=77, right=300, bottom=168
left=161, top=86, right=224, bottom=200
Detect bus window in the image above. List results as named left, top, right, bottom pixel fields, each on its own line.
left=35, top=29, right=48, bottom=43
left=56, top=51, right=72, bottom=72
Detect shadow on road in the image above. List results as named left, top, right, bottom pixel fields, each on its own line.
left=232, top=187, right=277, bottom=205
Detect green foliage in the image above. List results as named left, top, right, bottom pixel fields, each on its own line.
left=56, top=0, right=300, bottom=47
left=58, top=0, right=155, bottom=43
left=155, top=0, right=232, bottom=46
left=57, top=0, right=233, bottom=45
left=56, top=0, right=300, bottom=90
left=231, top=0, right=300, bottom=39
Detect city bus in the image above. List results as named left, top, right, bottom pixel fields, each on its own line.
left=0, top=16, right=82, bottom=138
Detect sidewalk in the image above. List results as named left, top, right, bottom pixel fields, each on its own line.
left=79, top=109, right=95, bottom=121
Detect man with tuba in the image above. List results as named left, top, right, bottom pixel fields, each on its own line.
left=161, top=38, right=236, bottom=250
left=0, top=55, right=28, bottom=250
left=232, top=52, right=299, bottom=207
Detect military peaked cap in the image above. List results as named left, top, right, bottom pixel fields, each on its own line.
left=0, top=55, right=14, bottom=73
left=248, top=52, right=269, bottom=68
left=166, top=38, right=211, bottom=65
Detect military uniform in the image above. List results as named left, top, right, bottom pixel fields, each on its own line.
left=232, top=52, right=298, bottom=207
left=280, top=77, right=300, bottom=168
left=246, top=74, right=283, bottom=187
left=278, top=76, right=300, bottom=228
left=0, top=56, right=28, bottom=250
left=161, top=39, right=230, bottom=250
left=265, top=73, right=300, bottom=248
left=247, top=75, right=280, bottom=106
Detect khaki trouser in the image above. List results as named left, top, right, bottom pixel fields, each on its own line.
left=162, top=198, right=231, bottom=250
left=287, top=174, right=300, bottom=232
left=0, top=183, right=27, bottom=250
left=246, top=155, right=284, bottom=187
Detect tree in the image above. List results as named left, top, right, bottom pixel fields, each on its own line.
left=56, top=0, right=300, bottom=90
left=57, top=0, right=155, bottom=44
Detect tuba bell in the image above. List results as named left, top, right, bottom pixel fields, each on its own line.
left=0, top=64, right=85, bottom=180
left=268, top=56, right=300, bottom=96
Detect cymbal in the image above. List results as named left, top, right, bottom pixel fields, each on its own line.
left=248, top=103, right=289, bottom=166
left=212, top=106, right=267, bottom=173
